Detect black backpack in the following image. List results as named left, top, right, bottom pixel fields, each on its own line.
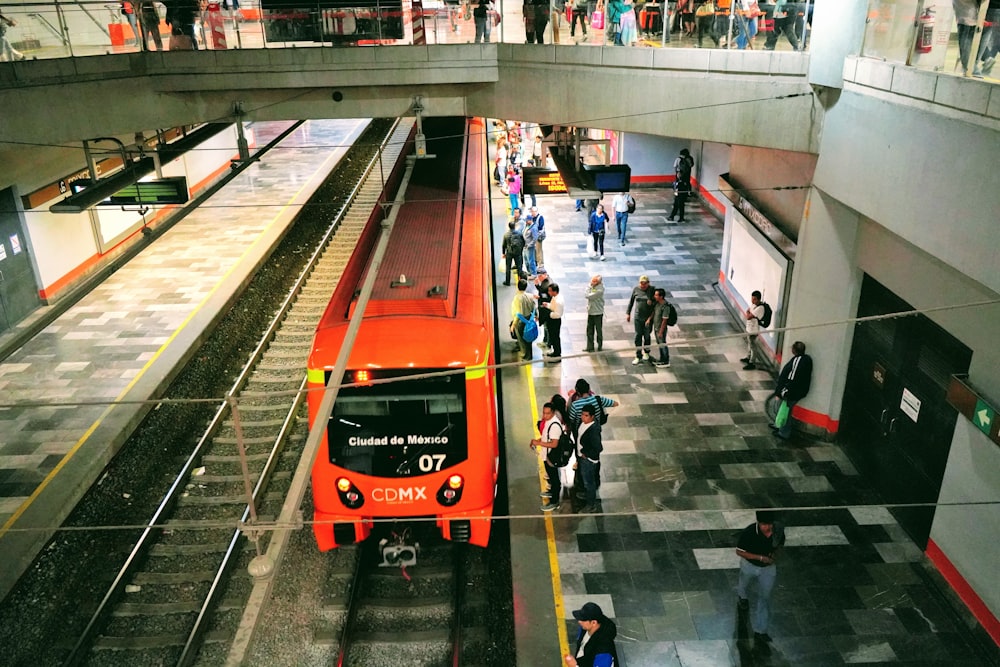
left=626, top=194, right=636, bottom=214
left=593, top=396, right=609, bottom=425
left=666, top=302, right=678, bottom=326
left=759, top=302, right=772, bottom=328
left=549, top=423, right=575, bottom=468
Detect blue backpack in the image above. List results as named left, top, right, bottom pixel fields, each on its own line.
left=516, top=313, right=539, bottom=342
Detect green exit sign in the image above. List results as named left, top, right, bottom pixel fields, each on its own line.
left=103, top=177, right=189, bottom=206
left=973, top=399, right=995, bottom=436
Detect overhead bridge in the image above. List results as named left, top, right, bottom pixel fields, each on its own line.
left=0, top=45, right=817, bottom=152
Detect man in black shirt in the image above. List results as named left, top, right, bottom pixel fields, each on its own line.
left=735, top=510, right=785, bottom=646
left=773, top=340, right=813, bottom=440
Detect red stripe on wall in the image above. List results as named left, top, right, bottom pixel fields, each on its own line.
left=695, top=177, right=726, bottom=217
left=791, top=405, right=838, bottom=435
left=926, top=538, right=1000, bottom=647
left=631, top=174, right=673, bottom=184
left=38, top=155, right=238, bottom=301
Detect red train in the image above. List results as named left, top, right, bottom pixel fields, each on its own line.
left=307, top=117, right=498, bottom=555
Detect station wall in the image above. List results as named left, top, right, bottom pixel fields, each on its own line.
left=23, top=125, right=244, bottom=302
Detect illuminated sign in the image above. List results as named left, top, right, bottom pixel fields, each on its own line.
left=104, top=177, right=190, bottom=206
left=522, top=168, right=567, bottom=195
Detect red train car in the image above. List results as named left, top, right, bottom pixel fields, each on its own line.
left=307, top=117, right=498, bottom=553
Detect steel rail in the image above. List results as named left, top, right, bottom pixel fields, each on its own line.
left=63, top=119, right=390, bottom=666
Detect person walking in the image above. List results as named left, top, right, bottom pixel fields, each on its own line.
left=501, top=220, right=525, bottom=286
left=626, top=275, right=656, bottom=365
left=138, top=0, right=164, bottom=50
left=575, top=404, right=604, bottom=512
left=583, top=274, right=605, bottom=352
left=542, top=282, right=564, bottom=361
left=570, top=0, right=589, bottom=41
left=588, top=203, right=609, bottom=260
left=771, top=340, right=812, bottom=439
left=736, top=510, right=785, bottom=648
left=612, top=191, right=632, bottom=245
left=952, top=0, right=983, bottom=73
left=763, top=0, right=800, bottom=51
left=506, top=168, right=522, bottom=213
left=0, top=11, right=24, bottom=61
left=510, top=279, right=537, bottom=361
left=531, top=400, right=569, bottom=511
left=649, top=288, right=672, bottom=367
left=564, top=602, right=620, bottom=667
left=742, top=289, right=765, bottom=370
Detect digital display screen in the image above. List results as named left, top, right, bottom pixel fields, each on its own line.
left=105, top=177, right=189, bottom=205
left=522, top=168, right=567, bottom=195
left=584, top=165, right=632, bottom=193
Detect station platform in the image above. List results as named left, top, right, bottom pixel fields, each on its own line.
left=0, top=118, right=369, bottom=601
left=497, top=188, right=994, bottom=665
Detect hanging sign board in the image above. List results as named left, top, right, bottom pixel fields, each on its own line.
left=522, top=168, right=567, bottom=195
left=102, top=177, right=190, bottom=206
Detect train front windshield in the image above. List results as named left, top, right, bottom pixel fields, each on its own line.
left=327, top=372, right=468, bottom=478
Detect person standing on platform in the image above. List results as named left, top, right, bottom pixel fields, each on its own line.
left=507, top=168, right=522, bottom=213
left=531, top=401, right=568, bottom=511
left=952, top=0, right=982, bottom=73
left=574, top=404, right=604, bottom=512
left=138, top=0, right=164, bottom=50
left=742, top=289, right=765, bottom=370
left=501, top=220, right=526, bottom=286
left=0, top=12, right=24, bottom=61
left=772, top=341, right=812, bottom=440
left=522, top=215, right=540, bottom=278
left=530, top=206, right=546, bottom=265
left=588, top=203, right=609, bottom=260
left=570, top=0, right=589, bottom=41
left=626, top=275, right=656, bottom=365
left=121, top=0, right=140, bottom=46
left=584, top=274, right=605, bottom=352
left=533, top=268, right=553, bottom=349
left=612, top=191, right=631, bottom=245
left=564, top=602, right=620, bottom=667
left=567, top=378, right=619, bottom=429
left=674, top=147, right=694, bottom=186
left=542, top=282, right=564, bottom=361
left=763, top=0, right=800, bottom=51
left=510, top=279, right=537, bottom=361
left=668, top=178, right=691, bottom=222
left=649, top=288, right=671, bottom=367
left=736, top=510, right=785, bottom=648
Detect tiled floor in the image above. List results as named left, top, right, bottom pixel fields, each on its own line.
left=0, top=118, right=368, bottom=599
left=504, top=187, right=996, bottom=665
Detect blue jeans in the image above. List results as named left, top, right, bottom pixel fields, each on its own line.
left=737, top=559, right=776, bottom=633
left=525, top=245, right=537, bottom=276
left=615, top=211, right=629, bottom=242
left=578, top=457, right=599, bottom=505
left=509, top=192, right=520, bottom=212
left=633, top=317, right=651, bottom=358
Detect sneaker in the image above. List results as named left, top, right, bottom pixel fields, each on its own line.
left=583, top=348, right=595, bottom=352
left=546, top=356, right=561, bottom=363
left=667, top=216, right=674, bottom=221
left=642, top=352, right=651, bottom=360
left=739, top=357, right=750, bottom=363
left=581, top=504, right=600, bottom=513
left=631, top=357, right=642, bottom=365
left=743, top=363, right=757, bottom=370
left=738, top=597, right=749, bottom=610
left=600, top=255, right=606, bottom=261
left=591, top=253, right=598, bottom=259
left=540, top=491, right=553, bottom=499
left=653, top=360, right=670, bottom=367
left=620, top=240, right=625, bottom=246
left=541, top=502, right=560, bottom=512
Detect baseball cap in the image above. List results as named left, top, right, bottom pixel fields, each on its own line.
left=572, top=602, right=605, bottom=622
left=639, top=275, right=649, bottom=283
left=536, top=266, right=547, bottom=275
left=756, top=510, right=777, bottom=524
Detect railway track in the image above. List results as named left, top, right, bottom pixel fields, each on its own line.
left=321, top=530, right=492, bottom=667
left=63, top=118, right=415, bottom=667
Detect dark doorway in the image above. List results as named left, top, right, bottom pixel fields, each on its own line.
left=0, top=188, right=42, bottom=333
left=840, top=275, right=972, bottom=548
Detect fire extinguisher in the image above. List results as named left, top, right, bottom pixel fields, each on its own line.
left=917, top=7, right=935, bottom=54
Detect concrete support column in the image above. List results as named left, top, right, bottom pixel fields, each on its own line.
left=782, top=186, right=861, bottom=437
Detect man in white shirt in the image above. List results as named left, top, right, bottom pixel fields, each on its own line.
left=612, top=192, right=632, bottom=246
left=530, top=402, right=566, bottom=511
left=743, top=289, right=765, bottom=370
left=542, top=282, right=564, bottom=361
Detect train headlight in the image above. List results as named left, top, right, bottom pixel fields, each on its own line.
left=437, top=475, right=464, bottom=506
left=335, top=477, right=365, bottom=509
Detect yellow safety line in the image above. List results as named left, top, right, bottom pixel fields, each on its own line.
left=0, top=137, right=333, bottom=539
left=524, top=364, right=570, bottom=660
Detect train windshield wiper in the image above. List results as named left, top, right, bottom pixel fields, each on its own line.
left=394, top=421, right=455, bottom=475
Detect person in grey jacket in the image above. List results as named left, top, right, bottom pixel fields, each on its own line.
left=584, top=274, right=605, bottom=352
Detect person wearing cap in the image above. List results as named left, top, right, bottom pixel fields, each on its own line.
left=735, top=510, right=786, bottom=646
left=583, top=274, right=605, bottom=353
left=565, top=602, right=619, bottom=667
left=626, top=275, right=656, bottom=365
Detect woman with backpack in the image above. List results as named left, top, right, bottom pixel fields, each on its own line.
left=588, top=203, right=609, bottom=260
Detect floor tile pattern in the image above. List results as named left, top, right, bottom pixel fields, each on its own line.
left=513, top=188, right=996, bottom=665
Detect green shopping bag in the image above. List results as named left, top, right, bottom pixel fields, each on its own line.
left=774, top=400, right=791, bottom=428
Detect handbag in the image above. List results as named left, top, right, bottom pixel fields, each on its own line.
left=491, top=9, right=501, bottom=25
left=695, top=2, right=714, bottom=17
left=591, top=8, right=604, bottom=29
left=774, top=399, right=791, bottom=428
left=169, top=31, right=194, bottom=50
